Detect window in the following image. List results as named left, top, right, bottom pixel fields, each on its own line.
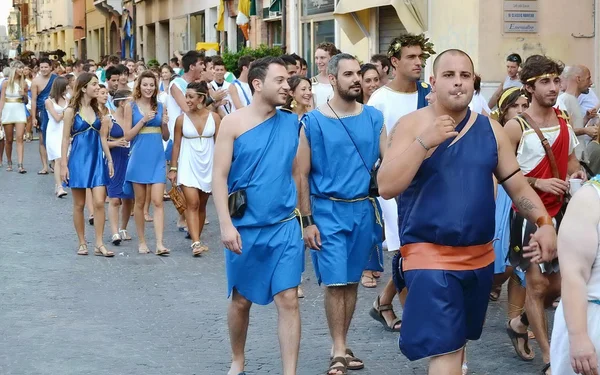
left=302, top=19, right=334, bottom=76
left=268, top=21, right=282, bottom=47
left=299, top=0, right=335, bottom=77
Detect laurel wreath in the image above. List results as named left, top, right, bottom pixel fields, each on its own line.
left=387, top=34, right=436, bottom=61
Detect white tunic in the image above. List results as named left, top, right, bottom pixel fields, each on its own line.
left=177, top=113, right=216, bottom=193
left=230, top=80, right=252, bottom=111
left=45, top=98, right=68, bottom=161
left=368, top=85, right=420, bottom=251
left=550, top=182, right=600, bottom=374
left=2, top=82, right=27, bottom=124
left=312, top=80, right=334, bottom=107
left=516, top=123, right=578, bottom=174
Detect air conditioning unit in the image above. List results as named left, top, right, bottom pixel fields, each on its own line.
left=269, top=11, right=281, bottom=18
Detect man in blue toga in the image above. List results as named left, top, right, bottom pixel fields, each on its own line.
left=297, top=53, right=386, bottom=375
left=213, top=57, right=304, bottom=375
left=379, top=49, right=557, bottom=375
left=30, top=57, right=57, bottom=175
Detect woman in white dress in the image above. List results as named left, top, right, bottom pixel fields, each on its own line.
left=45, top=76, right=69, bottom=198
left=547, top=177, right=600, bottom=375
left=168, top=81, right=220, bottom=256
left=0, top=61, right=29, bottom=173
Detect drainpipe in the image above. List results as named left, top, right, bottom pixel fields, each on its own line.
left=281, top=0, right=287, bottom=53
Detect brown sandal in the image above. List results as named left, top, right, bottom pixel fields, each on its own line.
left=155, top=248, right=170, bottom=256
left=94, top=245, right=115, bottom=257
left=326, top=356, right=347, bottom=375
left=369, top=295, right=402, bottom=332
left=77, top=244, right=88, bottom=256
left=360, top=273, right=377, bottom=288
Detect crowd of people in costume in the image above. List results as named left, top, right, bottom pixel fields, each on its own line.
left=2, top=33, right=600, bottom=375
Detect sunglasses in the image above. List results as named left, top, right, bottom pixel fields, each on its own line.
left=507, top=56, right=520, bottom=63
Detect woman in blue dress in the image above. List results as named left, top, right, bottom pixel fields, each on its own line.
left=106, top=89, right=134, bottom=246
left=489, top=87, right=535, bottom=361
left=123, top=71, right=171, bottom=256
left=60, top=72, right=115, bottom=257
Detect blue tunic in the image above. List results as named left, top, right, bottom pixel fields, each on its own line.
left=303, top=105, right=384, bottom=286
left=107, top=118, right=133, bottom=199
left=225, top=110, right=303, bottom=305
left=401, top=110, right=498, bottom=247
left=66, top=112, right=109, bottom=189
left=396, top=110, right=499, bottom=361
left=37, top=74, right=57, bottom=145
left=124, top=102, right=166, bottom=194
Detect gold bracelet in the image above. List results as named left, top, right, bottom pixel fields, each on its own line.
left=169, top=167, right=178, bottom=172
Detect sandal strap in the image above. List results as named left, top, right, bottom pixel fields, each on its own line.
left=328, top=356, right=347, bottom=373
left=191, top=241, right=202, bottom=248
left=389, top=317, right=402, bottom=329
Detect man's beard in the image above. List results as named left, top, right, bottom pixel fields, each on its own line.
left=534, top=91, right=557, bottom=108
left=336, top=82, right=361, bottom=102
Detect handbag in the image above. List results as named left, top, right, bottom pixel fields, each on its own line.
left=327, top=102, right=380, bottom=197
left=0, top=125, right=4, bottom=141
left=228, top=118, right=278, bottom=217
left=168, top=186, right=187, bottom=215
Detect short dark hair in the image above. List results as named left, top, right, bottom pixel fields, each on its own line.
left=432, top=49, right=474, bottom=75
left=301, top=58, right=308, bottom=67
left=238, top=55, right=255, bottom=70
left=370, top=54, right=391, bottom=72
left=170, top=57, right=179, bottom=66
left=181, top=51, right=203, bottom=73
left=474, top=73, right=482, bottom=94
left=105, top=66, right=121, bottom=81
left=82, top=63, right=93, bottom=73
left=39, top=57, right=52, bottom=67
left=108, top=55, right=120, bottom=65
left=520, top=55, right=564, bottom=88
left=507, top=53, right=522, bottom=65
left=73, top=59, right=84, bottom=68
left=212, top=56, right=225, bottom=68
left=247, top=56, right=286, bottom=95
left=281, top=55, right=297, bottom=67
left=116, top=64, right=129, bottom=75
left=290, top=53, right=302, bottom=64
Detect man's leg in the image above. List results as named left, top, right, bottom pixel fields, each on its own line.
left=228, top=289, right=252, bottom=375
left=325, top=286, right=347, bottom=360
left=429, top=348, right=464, bottom=375
left=524, top=265, right=551, bottom=364
left=274, top=288, right=300, bottom=375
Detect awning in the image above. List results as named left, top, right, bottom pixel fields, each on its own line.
left=334, top=0, right=427, bottom=44
left=269, top=0, right=281, bottom=12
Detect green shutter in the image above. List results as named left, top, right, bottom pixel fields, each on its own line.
left=269, top=0, right=281, bottom=12
left=250, top=0, right=257, bottom=16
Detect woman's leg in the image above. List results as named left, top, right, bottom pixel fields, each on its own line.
left=86, top=189, right=94, bottom=221
left=71, top=188, right=87, bottom=247
left=133, top=183, right=149, bottom=252
left=197, top=191, right=210, bottom=241
left=150, top=183, right=168, bottom=253
left=182, top=186, right=200, bottom=242
left=108, top=198, right=121, bottom=236
left=15, top=123, right=25, bottom=171
left=4, top=124, right=14, bottom=168
left=120, top=198, right=134, bottom=232
left=144, top=184, right=153, bottom=222
left=0, top=138, right=4, bottom=165
left=91, top=186, right=107, bottom=247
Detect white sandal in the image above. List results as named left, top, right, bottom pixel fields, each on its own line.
left=111, top=233, right=122, bottom=246
left=118, top=229, right=132, bottom=241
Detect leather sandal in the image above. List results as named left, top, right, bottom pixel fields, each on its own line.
left=369, top=295, right=401, bottom=332
left=76, top=244, right=88, bottom=256
left=326, top=356, right=347, bottom=375
left=155, top=247, right=170, bottom=256
left=94, top=245, right=115, bottom=257
left=344, top=349, right=364, bottom=370
left=506, top=320, right=535, bottom=361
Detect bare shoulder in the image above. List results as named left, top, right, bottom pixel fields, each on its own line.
left=396, top=106, right=433, bottom=136
left=64, top=107, right=75, bottom=116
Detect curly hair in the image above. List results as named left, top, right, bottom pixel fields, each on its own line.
left=387, top=33, right=436, bottom=61
left=316, top=42, right=341, bottom=57
left=283, top=76, right=311, bottom=110
left=520, top=55, right=564, bottom=87
left=132, top=71, right=159, bottom=111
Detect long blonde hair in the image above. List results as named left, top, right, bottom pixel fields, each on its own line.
left=7, top=61, right=26, bottom=93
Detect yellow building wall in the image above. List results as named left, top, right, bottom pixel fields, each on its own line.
left=338, top=9, right=371, bottom=64
left=478, top=0, right=596, bottom=82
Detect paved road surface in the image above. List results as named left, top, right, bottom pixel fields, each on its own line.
left=0, top=143, right=550, bottom=374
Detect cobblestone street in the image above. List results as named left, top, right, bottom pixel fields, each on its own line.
left=0, top=144, right=550, bottom=374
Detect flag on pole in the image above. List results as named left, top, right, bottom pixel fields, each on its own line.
left=216, top=0, right=225, bottom=32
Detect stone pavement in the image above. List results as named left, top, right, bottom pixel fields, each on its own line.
left=0, top=143, right=551, bottom=375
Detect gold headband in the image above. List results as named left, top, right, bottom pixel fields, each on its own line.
left=498, top=87, right=520, bottom=108
left=526, top=73, right=558, bottom=83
